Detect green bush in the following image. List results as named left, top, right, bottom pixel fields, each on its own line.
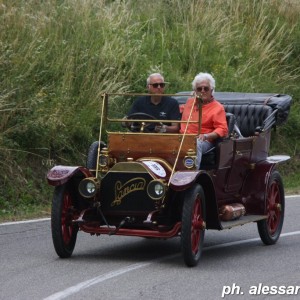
left=1, top=0, right=300, bottom=220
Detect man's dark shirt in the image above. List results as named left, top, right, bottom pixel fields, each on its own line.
left=128, top=96, right=181, bottom=131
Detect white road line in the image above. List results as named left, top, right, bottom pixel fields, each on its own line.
left=43, top=230, right=300, bottom=300
left=285, top=195, right=299, bottom=198
left=43, top=262, right=152, bottom=300
left=43, top=254, right=179, bottom=300
left=204, top=230, right=300, bottom=251
left=0, top=217, right=50, bottom=226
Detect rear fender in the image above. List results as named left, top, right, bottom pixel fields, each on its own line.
left=47, top=165, right=94, bottom=186
left=241, top=161, right=275, bottom=215
left=241, top=155, right=290, bottom=214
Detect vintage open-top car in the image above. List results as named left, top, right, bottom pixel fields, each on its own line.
left=47, top=91, right=292, bottom=267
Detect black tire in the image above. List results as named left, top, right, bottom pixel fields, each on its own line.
left=181, top=184, right=206, bottom=267
left=257, top=171, right=285, bottom=245
left=86, top=141, right=106, bottom=169
left=51, top=184, right=78, bottom=258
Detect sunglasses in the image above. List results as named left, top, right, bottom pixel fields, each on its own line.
left=196, top=86, right=210, bottom=92
left=149, top=83, right=166, bottom=88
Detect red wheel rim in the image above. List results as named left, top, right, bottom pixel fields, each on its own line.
left=266, top=180, right=281, bottom=235
left=191, top=195, right=204, bottom=254
left=61, top=191, right=74, bottom=244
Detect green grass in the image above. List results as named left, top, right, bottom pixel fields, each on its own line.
left=1, top=0, right=300, bottom=219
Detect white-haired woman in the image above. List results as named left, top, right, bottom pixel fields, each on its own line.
left=180, top=72, right=228, bottom=168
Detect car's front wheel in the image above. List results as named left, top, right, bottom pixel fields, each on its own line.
left=257, top=170, right=284, bottom=245
left=51, top=184, right=78, bottom=258
left=181, top=184, right=206, bottom=267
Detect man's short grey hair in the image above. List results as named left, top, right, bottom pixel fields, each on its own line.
left=147, top=73, right=164, bottom=85
left=192, top=72, right=216, bottom=91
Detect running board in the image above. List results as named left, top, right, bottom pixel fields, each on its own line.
left=221, top=215, right=267, bottom=229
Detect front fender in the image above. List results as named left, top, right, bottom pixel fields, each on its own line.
left=169, top=170, right=215, bottom=192
left=169, top=170, right=201, bottom=191
left=170, top=170, right=220, bottom=229
left=47, top=165, right=94, bottom=186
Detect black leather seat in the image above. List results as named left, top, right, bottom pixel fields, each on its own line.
left=223, top=104, right=273, bottom=137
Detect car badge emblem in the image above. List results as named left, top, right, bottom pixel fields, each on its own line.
left=111, top=178, right=146, bottom=206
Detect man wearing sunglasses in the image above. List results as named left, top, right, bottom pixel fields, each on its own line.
left=180, top=72, right=228, bottom=169
left=127, top=73, right=180, bottom=133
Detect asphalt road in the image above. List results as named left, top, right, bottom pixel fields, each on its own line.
left=0, top=196, right=299, bottom=300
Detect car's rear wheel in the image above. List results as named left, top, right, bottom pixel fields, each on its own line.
left=86, top=141, right=106, bottom=169
left=51, top=184, right=78, bottom=258
left=181, top=184, right=206, bottom=267
left=257, top=171, right=284, bottom=245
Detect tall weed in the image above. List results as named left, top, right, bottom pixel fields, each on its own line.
left=0, top=0, right=300, bottom=217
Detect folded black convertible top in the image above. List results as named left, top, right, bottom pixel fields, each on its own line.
left=174, top=92, right=292, bottom=126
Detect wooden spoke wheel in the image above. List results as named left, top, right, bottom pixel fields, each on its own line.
left=181, top=184, right=206, bottom=267
left=51, top=184, right=78, bottom=258
left=257, top=171, right=284, bottom=245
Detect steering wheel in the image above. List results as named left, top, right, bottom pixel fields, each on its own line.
left=125, top=113, right=162, bottom=132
